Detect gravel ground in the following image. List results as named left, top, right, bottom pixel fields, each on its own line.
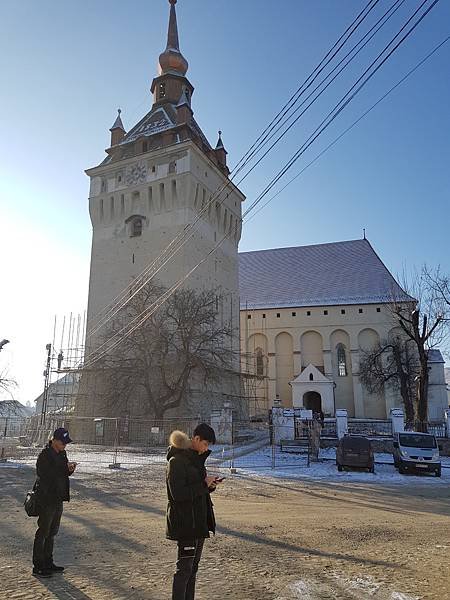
left=0, top=460, right=449, bottom=600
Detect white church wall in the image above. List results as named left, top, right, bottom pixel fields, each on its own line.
left=240, top=303, right=398, bottom=418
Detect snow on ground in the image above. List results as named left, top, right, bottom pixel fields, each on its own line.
left=3, top=442, right=450, bottom=484
left=276, top=574, right=419, bottom=599
left=227, top=446, right=450, bottom=485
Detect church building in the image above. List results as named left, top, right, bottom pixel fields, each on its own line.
left=80, top=1, right=447, bottom=423
left=239, top=239, right=448, bottom=420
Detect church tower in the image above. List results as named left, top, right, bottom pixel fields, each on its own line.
left=83, top=0, right=245, bottom=416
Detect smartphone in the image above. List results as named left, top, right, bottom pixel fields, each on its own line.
left=215, top=477, right=226, bottom=483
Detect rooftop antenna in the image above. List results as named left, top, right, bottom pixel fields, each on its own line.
left=363, top=228, right=366, bottom=240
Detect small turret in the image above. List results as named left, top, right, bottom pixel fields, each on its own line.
left=214, top=131, right=228, bottom=170
left=109, top=109, right=126, bottom=146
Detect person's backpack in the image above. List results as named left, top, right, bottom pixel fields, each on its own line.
left=24, top=482, right=40, bottom=517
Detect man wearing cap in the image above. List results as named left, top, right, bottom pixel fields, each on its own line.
left=32, top=428, right=77, bottom=578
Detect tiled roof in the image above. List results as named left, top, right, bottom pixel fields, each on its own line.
left=239, top=239, right=413, bottom=310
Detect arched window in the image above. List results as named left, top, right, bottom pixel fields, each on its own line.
left=256, top=348, right=264, bottom=376
left=130, top=217, right=143, bottom=237
left=309, top=373, right=314, bottom=381
left=337, top=343, right=347, bottom=377
left=159, top=82, right=166, bottom=99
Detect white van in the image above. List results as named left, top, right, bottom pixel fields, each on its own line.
left=393, top=432, right=441, bottom=477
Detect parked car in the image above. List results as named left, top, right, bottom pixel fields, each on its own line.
left=336, top=435, right=374, bottom=473
left=393, top=432, right=441, bottom=477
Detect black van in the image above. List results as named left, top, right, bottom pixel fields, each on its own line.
left=336, top=435, right=374, bottom=473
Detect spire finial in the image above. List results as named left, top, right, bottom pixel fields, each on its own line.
left=159, top=0, right=188, bottom=75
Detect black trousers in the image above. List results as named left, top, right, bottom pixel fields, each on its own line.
left=32, top=502, right=63, bottom=569
left=172, top=538, right=205, bottom=600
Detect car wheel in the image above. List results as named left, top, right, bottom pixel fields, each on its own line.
left=337, top=464, right=343, bottom=472
left=399, top=465, right=406, bottom=475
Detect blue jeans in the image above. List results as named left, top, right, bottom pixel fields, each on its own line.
left=172, top=538, right=204, bottom=600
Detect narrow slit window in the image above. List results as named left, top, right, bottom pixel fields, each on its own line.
left=256, top=349, right=264, bottom=376
left=337, top=344, right=347, bottom=377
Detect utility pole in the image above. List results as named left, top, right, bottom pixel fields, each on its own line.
left=40, top=343, right=52, bottom=427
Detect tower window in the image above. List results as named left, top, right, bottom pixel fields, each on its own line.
left=131, top=217, right=143, bottom=237
left=337, top=343, right=347, bottom=377
left=359, top=308, right=363, bottom=314
left=276, top=313, right=280, bottom=318
left=341, top=309, right=346, bottom=315
left=307, top=311, right=311, bottom=316
left=292, top=312, right=296, bottom=317
left=309, top=373, right=314, bottom=381
left=324, top=310, right=328, bottom=315
left=247, top=314, right=251, bottom=320
left=159, top=82, right=166, bottom=99
left=376, top=307, right=381, bottom=312
left=262, top=314, right=266, bottom=319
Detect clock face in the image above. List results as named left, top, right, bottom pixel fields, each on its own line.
left=126, top=162, right=147, bottom=186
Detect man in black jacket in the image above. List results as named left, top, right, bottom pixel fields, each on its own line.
left=32, top=427, right=77, bottom=578
left=166, top=423, right=221, bottom=600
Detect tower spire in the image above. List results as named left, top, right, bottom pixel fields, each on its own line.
left=159, top=0, right=188, bottom=76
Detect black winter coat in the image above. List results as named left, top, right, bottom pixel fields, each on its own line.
left=166, top=445, right=216, bottom=541
left=35, top=442, right=71, bottom=506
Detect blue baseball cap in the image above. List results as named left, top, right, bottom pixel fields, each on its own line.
left=52, top=428, right=73, bottom=444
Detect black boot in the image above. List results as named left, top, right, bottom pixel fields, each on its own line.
left=32, top=567, right=53, bottom=578
left=48, top=563, right=65, bottom=573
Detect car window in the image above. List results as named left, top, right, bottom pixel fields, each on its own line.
left=398, top=434, right=436, bottom=448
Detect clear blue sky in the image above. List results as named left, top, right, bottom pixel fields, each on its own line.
left=0, top=0, right=449, bottom=403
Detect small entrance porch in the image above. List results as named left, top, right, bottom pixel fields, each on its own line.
left=290, top=364, right=335, bottom=416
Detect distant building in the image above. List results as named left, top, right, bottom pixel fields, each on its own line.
left=0, top=400, right=33, bottom=436
left=34, top=373, right=79, bottom=415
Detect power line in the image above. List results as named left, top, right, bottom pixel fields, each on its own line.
left=246, top=34, right=450, bottom=224
left=243, top=0, right=440, bottom=217
left=85, top=1, right=390, bottom=340
left=83, top=0, right=442, bottom=366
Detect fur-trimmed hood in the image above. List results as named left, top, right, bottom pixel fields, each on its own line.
left=169, top=430, right=191, bottom=449
left=167, top=430, right=191, bottom=462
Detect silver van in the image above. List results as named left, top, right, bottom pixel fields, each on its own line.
left=393, top=432, right=441, bottom=477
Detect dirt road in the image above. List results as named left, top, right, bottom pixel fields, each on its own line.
left=0, top=463, right=449, bottom=599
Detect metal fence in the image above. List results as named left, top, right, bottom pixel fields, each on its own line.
left=0, top=415, right=311, bottom=471
left=0, top=413, right=447, bottom=472
left=347, top=419, right=393, bottom=437
left=321, top=418, right=337, bottom=438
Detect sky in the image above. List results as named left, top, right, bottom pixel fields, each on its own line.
left=0, top=0, right=449, bottom=404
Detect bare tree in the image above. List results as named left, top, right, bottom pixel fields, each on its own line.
left=0, top=368, right=17, bottom=399
left=95, top=282, right=236, bottom=420
left=360, top=336, right=418, bottom=426
left=389, top=269, right=449, bottom=430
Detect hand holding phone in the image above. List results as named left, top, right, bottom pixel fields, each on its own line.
left=214, top=476, right=226, bottom=483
